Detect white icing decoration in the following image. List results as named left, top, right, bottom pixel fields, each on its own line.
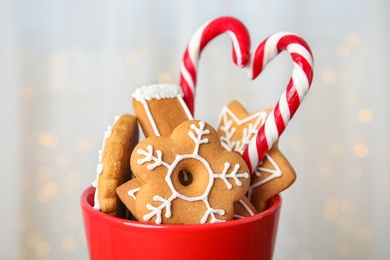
left=218, top=106, right=268, bottom=154
left=233, top=198, right=255, bottom=219
left=218, top=106, right=283, bottom=189
left=128, top=187, right=141, bottom=200
left=92, top=115, right=121, bottom=211
left=137, top=121, right=248, bottom=224
left=132, top=84, right=193, bottom=136
left=247, top=153, right=282, bottom=200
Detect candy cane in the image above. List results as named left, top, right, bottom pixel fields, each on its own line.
left=242, top=32, right=314, bottom=173
left=179, top=16, right=251, bottom=115
left=180, top=17, right=314, bottom=174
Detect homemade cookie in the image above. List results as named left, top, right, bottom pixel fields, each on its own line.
left=233, top=196, right=257, bottom=219
left=129, top=120, right=250, bottom=224
left=217, top=101, right=296, bottom=212
left=116, top=178, right=142, bottom=221
left=248, top=144, right=296, bottom=211
left=132, top=84, right=193, bottom=137
left=92, top=114, right=139, bottom=217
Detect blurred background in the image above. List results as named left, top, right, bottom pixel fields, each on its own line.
left=1, top=0, right=389, bottom=259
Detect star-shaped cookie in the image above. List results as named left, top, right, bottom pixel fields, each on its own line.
left=217, top=100, right=296, bottom=212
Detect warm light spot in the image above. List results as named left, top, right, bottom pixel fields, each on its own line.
left=336, top=45, right=350, bottom=57
left=336, top=217, right=351, bottom=231
left=37, top=132, right=58, bottom=148
left=325, top=196, right=339, bottom=210
left=298, top=252, right=313, bottom=260
left=126, top=52, right=140, bottom=65
left=20, top=86, right=36, bottom=101
left=336, top=242, right=351, bottom=257
left=358, top=108, right=373, bottom=123
left=321, top=69, right=337, bottom=85
left=66, top=172, right=81, bottom=186
left=323, top=208, right=338, bottom=220
left=329, top=142, right=343, bottom=156
left=62, top=237, right=77, bottom=252
left=343, top=92, right=359, bottom=106
left=158, top=72, right=172, bottom=84
left=42, top=182, right=58, bottom=197
left=354, top=143, right=369, bottom=158
left=58, top=153, right=72, bottom=167
left=49, top=77, right=64, bottom=90
left=285, top=234, right=299, bottom=249
left=324, top=197, right=339, bottom=220
left=50, top=54, right=65, bottom=69
left=34, top=241, right=50, bottom=257
left=356, top=226, right=373, bottom=241
left=37, top=190, right=50, bottom=203
left=37, top=166, right=52, bottom=181
left=77, top=139, right=91, bottom=152
left=26, top=233, right=41, bottom=247
left=16, top=217, right=29, bottom=233
left=344, top=33, right=361, bottom=48
left=319, top=163, right=334, bottom=178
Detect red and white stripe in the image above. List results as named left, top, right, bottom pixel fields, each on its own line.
left=179, top=16, right=251, bottom=115
left=179, top=17, right=314, bottom=174
left=242, top=32, right=314, bottom=173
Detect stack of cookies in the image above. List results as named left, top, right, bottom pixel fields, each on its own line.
left=92, top=83, right=295, bottom=224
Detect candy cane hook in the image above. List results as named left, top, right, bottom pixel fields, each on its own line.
left=242, top=32, right=314, bottom=173
left=179, top=16, right=251, bottom=115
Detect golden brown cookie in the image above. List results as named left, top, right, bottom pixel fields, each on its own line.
left=217, top=100, right=296, bottom=212
left=129, top=120, right=250, bottom=224
left=233, top=196, right=257, bottom=219
left=248, top=144, right=296, bottom=212
left=132, top=84, right=193, bottom=137
left=92, top=114, right=139, bottom=217
left=116, top=178, right=142, bottom=220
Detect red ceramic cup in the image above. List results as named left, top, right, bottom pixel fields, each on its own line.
left=81, top=186, right=281, bottom=260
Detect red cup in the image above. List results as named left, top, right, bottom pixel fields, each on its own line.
left=81, top=186, right=281, bottom=260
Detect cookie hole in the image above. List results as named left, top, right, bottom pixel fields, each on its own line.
left=179, top=170, right=193, bottom=186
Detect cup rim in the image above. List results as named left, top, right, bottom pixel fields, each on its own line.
left=80, top=185, right=281, bottom=229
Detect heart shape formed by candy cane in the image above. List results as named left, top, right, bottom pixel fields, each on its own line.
left=179, top=17, right=314, bottom=173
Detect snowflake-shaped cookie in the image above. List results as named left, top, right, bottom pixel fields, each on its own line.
left=130, top=120, right=250, bottom=224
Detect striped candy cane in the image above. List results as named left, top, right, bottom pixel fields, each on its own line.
left=180, top=18, right=314, bottom=174
left=180, top=16, right=251, bottom=115
left=242, top=32, right=314, bottom=173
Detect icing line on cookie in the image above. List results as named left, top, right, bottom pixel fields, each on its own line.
left=218, top=105, right=267, bottom=154
left=233, top=198, right=255, bottom=219
left=92, top=115, right=121, bottom=211
left=247, top=153, right=282, bottom=200
left=128, top=187, right=141, bottom=200
left=133, top=84, right=194, bottom=136
left=136, top=121, right=249, bottom=224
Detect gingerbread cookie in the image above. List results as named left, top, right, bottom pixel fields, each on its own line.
left=248, top=144, right=295, bottom=211
left=128, top=120, right=250, bottom=224
left=217, top=101, right=296, bottom=212
left=233, top=196, right=257, bottom=219
left=116, top=178, right=142, bottom=220
left=92, top=114, right=139, bottom=217
left=132, top=84, right=193, bottom=137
